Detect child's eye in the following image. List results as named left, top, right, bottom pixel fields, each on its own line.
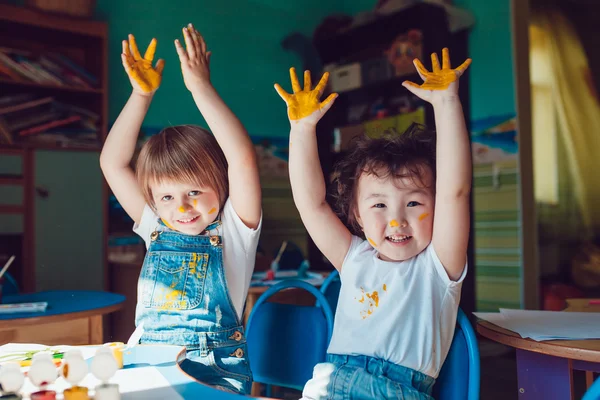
left=161, top=195, right=173, bottom=202
left=407, top=201, right=421, bottom=207
left=188, top=190, right=202, bottom=196
left=373, top=203, right=386, bottom=209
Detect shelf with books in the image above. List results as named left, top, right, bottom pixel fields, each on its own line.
left=0, top=78, right=104, bottom=94
left=0, top=3, right=109, bottom=295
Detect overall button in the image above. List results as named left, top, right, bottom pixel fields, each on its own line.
left=230, top=331, right=243, bottom=341
left=229, top=348, right=244, bottom=358
left=210, top=236, right=220, bottom=246
left=150, top=231, right=159, bottom=241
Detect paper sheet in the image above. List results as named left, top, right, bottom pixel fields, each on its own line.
left=474, top=308, right=600, bottom=341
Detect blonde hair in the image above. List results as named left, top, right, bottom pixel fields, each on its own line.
left=135, top=125, right=228, bottom=209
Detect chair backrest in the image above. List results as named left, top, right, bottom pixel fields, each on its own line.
left=246, top=280, right=334, bottom=391
left=319, top=270, right=341, bottom=316
left=583, top=376, right=600, bottom=400
left=433, top=308, right=480, bottom=400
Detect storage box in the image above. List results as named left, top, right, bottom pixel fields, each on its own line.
left=333, top=124, right=365, bottom=153
left=361, top=57, right=393, bottom=85
left=330, top=63, right=362, bottom=92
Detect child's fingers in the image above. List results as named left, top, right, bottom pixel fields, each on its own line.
left=441, top=48, right=451, bottom=70
left=182, top=27, right=196, bottom=59
left=155, top=59, right=165, bottom=75
left=144, top=38, right=157, bottom=62
left=303, top=70, right=312, bottom=91
left=289, top=68, right=301, bottom=93
left=128, top=34, right=142, bottom=60
left=187, top=24, right=200, bottom=54
left=402, top=81, right=429, bottom=100
left=431, top=52, right=441, bottom=72
left=206, top=51, right=212, bottom=65
left=121, top=54, right=133, bottom=74
left=314, top=72, right=330, bottom=97
left=122, top=40, right=131, bottom=57
left=454, top=58, right=472, bottom=77
left=174, top=39, right=189, bottom=62
left=413, top=59, right=428, bottom=82
left=319, top=93, right=338, bottom=113
left=274, top=83, right=292, bottom=103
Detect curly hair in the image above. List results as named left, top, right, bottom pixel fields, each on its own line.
left=331, top=122, right=436, bottom=236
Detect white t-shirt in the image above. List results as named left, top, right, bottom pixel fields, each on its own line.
left=326, top=236, right=467, bottom=379
left=133, top=198, right=262, bottom=321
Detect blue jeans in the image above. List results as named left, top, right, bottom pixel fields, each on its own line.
left=303, top=354, right=435, bottom=400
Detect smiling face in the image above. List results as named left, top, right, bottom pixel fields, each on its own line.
left=354, top=166, right=434, bottom=262
left=150, top=179, right=220, bottom=235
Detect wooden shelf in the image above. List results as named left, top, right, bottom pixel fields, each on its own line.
left=0, top=78, right=103, bottom=94
left=0, top=205, right=24, bottom=214
left=0, top=4, right=107, bottom=38
left=0, top=175, right=24, bottom=185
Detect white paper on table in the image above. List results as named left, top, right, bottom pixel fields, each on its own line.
left=0, top=343, right=97, bottom=363
left=474, top=309, right=600, bottom=341
left=17, top=365, right=183, bottom=400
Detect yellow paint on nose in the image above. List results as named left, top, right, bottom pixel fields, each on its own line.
left=389, top=219, right=399, bottom=227
left=178, top=206, right=185, bottom=213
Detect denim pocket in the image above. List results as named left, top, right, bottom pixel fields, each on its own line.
left=140, top=251, right=209, bottom=310
left=208, top=343, right=252, bottom=382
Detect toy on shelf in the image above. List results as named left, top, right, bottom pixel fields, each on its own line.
left=266, top=241, right=288, bottom=281
left=385, top=29, right=423, bottom=77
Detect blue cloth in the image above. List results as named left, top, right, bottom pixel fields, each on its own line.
left=324, top=354, right=435, bottom=399
left=136, top=218, right=252, bottom=394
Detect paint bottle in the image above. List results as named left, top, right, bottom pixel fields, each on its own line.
left=63, top=386, right=89, bottom=400
left=30, top=390, right=56, bottom=400
left=94, top=384, right=120, bottom=400
left=0, top=362, right=23, bottom=399
left=103, top=342, right=124, bottom=369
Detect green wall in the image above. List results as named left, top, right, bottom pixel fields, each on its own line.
left=95, top=0, right=345, bottom=138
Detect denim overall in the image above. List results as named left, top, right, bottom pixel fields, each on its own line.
left=135, top=218, right=252, bottom=394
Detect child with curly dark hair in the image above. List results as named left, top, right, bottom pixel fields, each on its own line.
left=275, top=48, right=471, bottom=399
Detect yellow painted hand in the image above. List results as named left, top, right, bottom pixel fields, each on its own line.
left=402, top=48, right=471, bottom=102
left=121, top=34, right=165, bottom=95
left=274, top=68, right=338, bottom=124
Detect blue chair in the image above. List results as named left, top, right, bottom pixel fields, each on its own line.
left=319, top=269, right=341, bottom=316
left=583, top=377, right=600, bottom=400
left=433, top=308, right=480, bottom=400
left=246, top=280, right=334, bottom=391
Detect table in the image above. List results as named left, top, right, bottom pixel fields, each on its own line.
left=477, top=320, right=600, bottom=399
left=0, top=291, right=125, bottom=345
left=10, top=344, right=274, bottom=399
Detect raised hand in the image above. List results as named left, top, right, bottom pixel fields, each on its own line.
left=174, top=23, right=212, bottom=92
left=121, top=34, right=165, bottom=95
left=275, top=68, right=338, bottom=125
left=402, top=47, right=471, bottom=104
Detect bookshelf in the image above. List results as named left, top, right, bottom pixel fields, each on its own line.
left=0, top=3, right=109, bottom=296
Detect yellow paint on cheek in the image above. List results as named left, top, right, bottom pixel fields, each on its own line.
left=367, top=238, right=377, bottom=247
left=418, top=213, right=430, bottom=221
left=161, top=218, right=175, bottom=230
left=208, top=207, right=216, bottom=214
left=389, top=219, right=399, bottom=228
left=178, top=206, right=185, bottom=213
left=193, top=199, right=198, bottom=207
left=383, top=284, right=387, bottom=291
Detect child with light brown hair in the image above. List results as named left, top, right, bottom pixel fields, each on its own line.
left=99, top=23, right=261, bottom=394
